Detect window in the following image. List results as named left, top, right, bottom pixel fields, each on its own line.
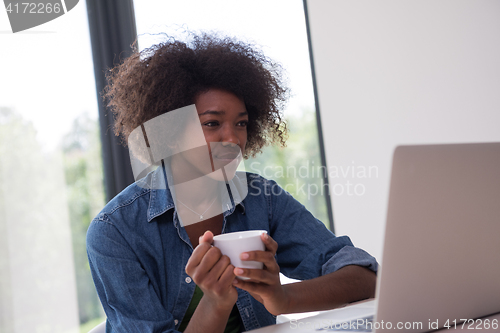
left=0, top=4, right=105, bottom=332
left=0, top=2, right=333, bottom=331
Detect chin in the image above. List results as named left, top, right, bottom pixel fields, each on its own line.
left=203, top=163, right=238, bottom=183
left=214, top=157, right=241, bottom=181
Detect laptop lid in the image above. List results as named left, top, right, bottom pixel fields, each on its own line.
left=247, top=142, right=500, bottom=333
left=375, top=142, right=500, bottom=332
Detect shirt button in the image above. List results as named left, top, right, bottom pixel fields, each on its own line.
left=185, top=277, right=192, bottom=283
left=174, top=319, right=179, bottom=325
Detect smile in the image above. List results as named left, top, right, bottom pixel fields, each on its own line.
left=213, top=150, right=241, bottom=162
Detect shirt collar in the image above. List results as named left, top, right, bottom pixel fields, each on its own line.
left=146, top=166, right=246, bottom=223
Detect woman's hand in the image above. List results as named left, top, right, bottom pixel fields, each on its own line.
left=185, top=231, right=238, bottom=311
left=231, top=233, right=290, bottom=316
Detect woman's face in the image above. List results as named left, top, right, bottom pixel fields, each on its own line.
left=174, top=89, right=248, bottom=182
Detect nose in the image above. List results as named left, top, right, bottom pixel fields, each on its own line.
left=220, top=124, right=240, bottom=147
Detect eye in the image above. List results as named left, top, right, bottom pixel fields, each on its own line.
left=203, top=121, right=219, bottom=127
left=237, top=120, right=249, bottom=127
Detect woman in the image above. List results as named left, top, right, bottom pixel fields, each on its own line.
left=87, top=32, right=378, bottom=333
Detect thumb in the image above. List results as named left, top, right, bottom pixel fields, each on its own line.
left=199, top=230, right=214, bottom=245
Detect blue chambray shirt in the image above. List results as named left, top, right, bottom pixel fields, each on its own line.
left=87, top=167, right=378, bottom=333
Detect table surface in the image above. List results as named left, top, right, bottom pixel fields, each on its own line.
left=249, top=299, right=500, bottom=333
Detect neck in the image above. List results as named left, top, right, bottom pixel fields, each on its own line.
left=168, top=157, right=224, bottom=226
left=173, top=174, right=220, bottom=205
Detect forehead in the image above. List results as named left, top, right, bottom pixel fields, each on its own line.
left=195, top=89, right=246, bottom=115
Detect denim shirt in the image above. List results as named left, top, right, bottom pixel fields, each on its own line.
left=87, top=168, right=378, bottom=333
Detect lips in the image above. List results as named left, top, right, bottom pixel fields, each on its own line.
left=212, top=148, right=241, bottom=161
left=214, top=152, right=240, bottom=160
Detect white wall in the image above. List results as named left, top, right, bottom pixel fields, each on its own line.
left=306, top=0, right=500, bottom=261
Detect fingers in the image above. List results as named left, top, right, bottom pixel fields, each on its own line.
left=196, top=246, right=223, bottom=274
left=261, top=232, right=278, bottom=254
left=240, top=250, right=278, bottom=272
left=217, top=262, right=237, bottom=286
left=233, top=266, right=277, bottom=284
left=187, top=246, right=223, bottom=279
left=185, top=230, right=215, bottom=275
left=206, top=251, right=233, bottom=281
left=232, top=233, right=280, bottom=283
left=232, top=274, right=267, bottom=293
left=185, top=231, right=215, bottom=275
left=188, top=232, right=279, bottom=292
left=198, top=251, right=236, bottom=291
left=238, top=233, right=279, bottom=273
left=185, top=242, right=211, bottom=275
left=184, top=230, right=239, bottom=309
left=199, top=230, right=214, bottom=245
left=186, top=242, right=236, bottom=288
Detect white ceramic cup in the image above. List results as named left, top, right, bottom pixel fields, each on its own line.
left=213, top=230, right=267, bottom=279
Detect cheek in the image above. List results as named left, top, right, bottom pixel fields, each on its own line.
left=240, top=132, right=248, bottom=148
left=204, top=136, right=214, bottom=154
left=202, top=128, right=216, bottom=143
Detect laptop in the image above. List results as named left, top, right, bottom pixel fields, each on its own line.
left=248, top=142, right=500, bottom=332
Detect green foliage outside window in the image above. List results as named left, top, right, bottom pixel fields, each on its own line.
left=61, top=113, right=106, bottom=328
left=246, top=108, right=330, bottom=229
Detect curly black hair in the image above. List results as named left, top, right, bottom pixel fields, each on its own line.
left=104, top=32, right=289, bottom=158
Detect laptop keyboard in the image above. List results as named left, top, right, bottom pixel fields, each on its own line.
left=316, top=315, right=374, bottom=332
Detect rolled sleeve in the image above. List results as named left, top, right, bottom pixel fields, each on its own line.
left=261, top=176, right=379, bottom=280
left=321, top=246, right=378, bottom=275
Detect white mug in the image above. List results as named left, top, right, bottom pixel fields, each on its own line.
left=213, top=230, right=267, bottom=279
